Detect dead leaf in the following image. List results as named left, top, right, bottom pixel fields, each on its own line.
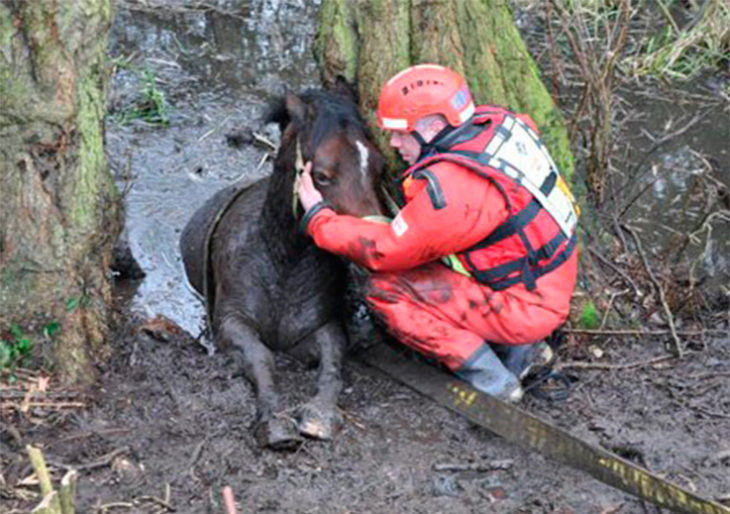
left=138, top=315, right=184, bottom=342
left=36, top=376, right=50, bottom=392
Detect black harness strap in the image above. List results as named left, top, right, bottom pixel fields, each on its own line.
left=474, top=232, right=577, bottom=291
left=412, top=168, right=447, bottom=210
left=402, top=112, right=576, bottom=292
left=434, top=120, right=490, bottom=150
left=409, top=150, right=571, bottom=291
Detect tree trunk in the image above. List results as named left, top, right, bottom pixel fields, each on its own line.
left=0, top=1, right=119, bottom=384
left=314, top=0, right=574, bottom=179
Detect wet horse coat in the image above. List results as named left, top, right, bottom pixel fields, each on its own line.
left=180, top=87, right=383, bottom=448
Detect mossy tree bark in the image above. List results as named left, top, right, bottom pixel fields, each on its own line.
left=0, top=1, right=119, bottom=384
left=314, top=0, right=574, bottom=179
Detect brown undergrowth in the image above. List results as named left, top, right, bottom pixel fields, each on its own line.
left=515, top=0, right=729, bottom=356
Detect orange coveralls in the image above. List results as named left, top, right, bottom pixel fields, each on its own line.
left=303, top=113, right=578, bottom=371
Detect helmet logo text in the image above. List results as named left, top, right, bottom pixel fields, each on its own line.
left=401, top=79, right=445, bottom=96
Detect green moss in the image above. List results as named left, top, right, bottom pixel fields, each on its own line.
left=0, top=7, right=30, bottom=122
left=0, top=257, right=37, bottom=313
left=578, top=300, right=601, bottom=329
left=488, top=0, right=574, bottom=180
left=450, top=1, right=574, bottom=180
left=0, top=260, right=16, bottom=289
left=0, top=5, right=13, bottom=50
left=21, top=3, right=54, bottom=81
left=314, top=0, right=359, bottom=83
left=72, top=72, right=106, bottom=228
left=457, top=0, right=508, bottom=106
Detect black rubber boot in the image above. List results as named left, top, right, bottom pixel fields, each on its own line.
left=455, top=344, right=523, bottom=402
left=493, top=341, right=554, bottom=380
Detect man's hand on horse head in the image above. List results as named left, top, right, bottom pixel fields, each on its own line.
left=298, top=161, right=323, bottom=212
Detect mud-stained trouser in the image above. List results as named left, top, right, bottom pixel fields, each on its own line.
left=365, top=257, right=576, bottom=371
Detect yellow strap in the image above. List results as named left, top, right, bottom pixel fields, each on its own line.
left=555, top=175, right=581, bottom=218
left=362, top=215, right=392, bottom=223
left=380, top=185, right=401, bottom=217
left=441, top=254, right=473, bottom=278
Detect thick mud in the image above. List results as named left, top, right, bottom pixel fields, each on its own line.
left=2, top=1, right=729, bottom=513
left=4, top=313, right=728, bottom=513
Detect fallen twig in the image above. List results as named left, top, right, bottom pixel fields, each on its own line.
left=599, top=504, right=625, bottom=514
left=137, top=494, right=175, bottom=512
left=252, top=132, right=277, bottom=151
left=563, top=328, right=725, bottom=336
left=96, top=501, right=133, bottom=512
left=187, top=439, right=206, bottom=482
left=623, top=224, right=683, bottom=357
left=619, top=113, right=703, bottom=216
left=556, top=355, right=675, bottom=371
left=433, top=459, right=514, bottom=472
left=0, top=390, right=85, bottom=400
left=2, top=401, right=85, bottom=411
left=340, top=408, right=367, bottom=431
left=120, top=0, right=247, bottom=22
left=48, top=446, right=130, bottom=472
left=600, top=289, right=630, bottom=330
left=587, top=247, right=641, bottom=297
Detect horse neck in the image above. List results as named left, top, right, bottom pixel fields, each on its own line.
left=261, top=144, right=307, bottom=262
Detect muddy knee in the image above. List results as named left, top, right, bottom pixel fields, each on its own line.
left=217, top=315, right=274, bottom=383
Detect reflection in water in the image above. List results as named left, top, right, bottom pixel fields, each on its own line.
left=619, top=88, right=729, bottom=290
left=111, top=0, right=319, bottom=97
left=107, top=1, right=320, bottom=336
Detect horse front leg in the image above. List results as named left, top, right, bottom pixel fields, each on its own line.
left=297, top=321, right=346, bottom=440
left=217, top=314, right=302, bottom=449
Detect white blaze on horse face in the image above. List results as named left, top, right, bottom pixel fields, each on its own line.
left=355, top=140, right=369, bottom=185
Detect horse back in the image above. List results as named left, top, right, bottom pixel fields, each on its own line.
left=180, top=178, right=264, bottom=297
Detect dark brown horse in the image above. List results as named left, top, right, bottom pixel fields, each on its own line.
left=180, top=84, right=384, bottom=449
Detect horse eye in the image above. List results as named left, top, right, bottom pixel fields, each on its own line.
left=313, top=171, right=333, bottom=186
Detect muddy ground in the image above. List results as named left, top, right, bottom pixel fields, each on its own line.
left=2, top=1, right=729, bottom=513
left=4, top=309, right=729, bottom=513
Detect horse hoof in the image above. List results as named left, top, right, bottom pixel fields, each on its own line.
left=296, top=403, right=342, bottom=440
left=253, top=415, right=302, bottom=450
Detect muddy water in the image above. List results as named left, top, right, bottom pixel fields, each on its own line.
left=107, top=0, right=320, bottom=337
left=618, top=82, right=729, bottom=290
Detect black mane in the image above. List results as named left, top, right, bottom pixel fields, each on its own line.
left=265, top=90, right=371, bottom=153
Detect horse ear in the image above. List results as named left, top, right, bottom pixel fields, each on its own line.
left=285, top=92, right=307, bottom=124
left=334, top=75, right=358, bottom=102
left=264, top=95, right=288, bottom=129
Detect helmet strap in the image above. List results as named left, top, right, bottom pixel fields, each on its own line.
left=412, top=124, right=457, bottom=161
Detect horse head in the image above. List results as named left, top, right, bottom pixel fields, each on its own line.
left=267, top=81, right=385, bottom=219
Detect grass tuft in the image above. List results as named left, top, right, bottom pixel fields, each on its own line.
left=0, top=323, right=34, bottom=372
left=113, top=67, right=171, bottom=126
left=623, top=0, right=730, bottom=80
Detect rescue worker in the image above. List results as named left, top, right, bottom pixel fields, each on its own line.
left=297, top=64, right=579, bottom=401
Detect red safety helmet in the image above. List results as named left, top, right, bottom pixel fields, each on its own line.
left=377, top=64, right=475, bottom=132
